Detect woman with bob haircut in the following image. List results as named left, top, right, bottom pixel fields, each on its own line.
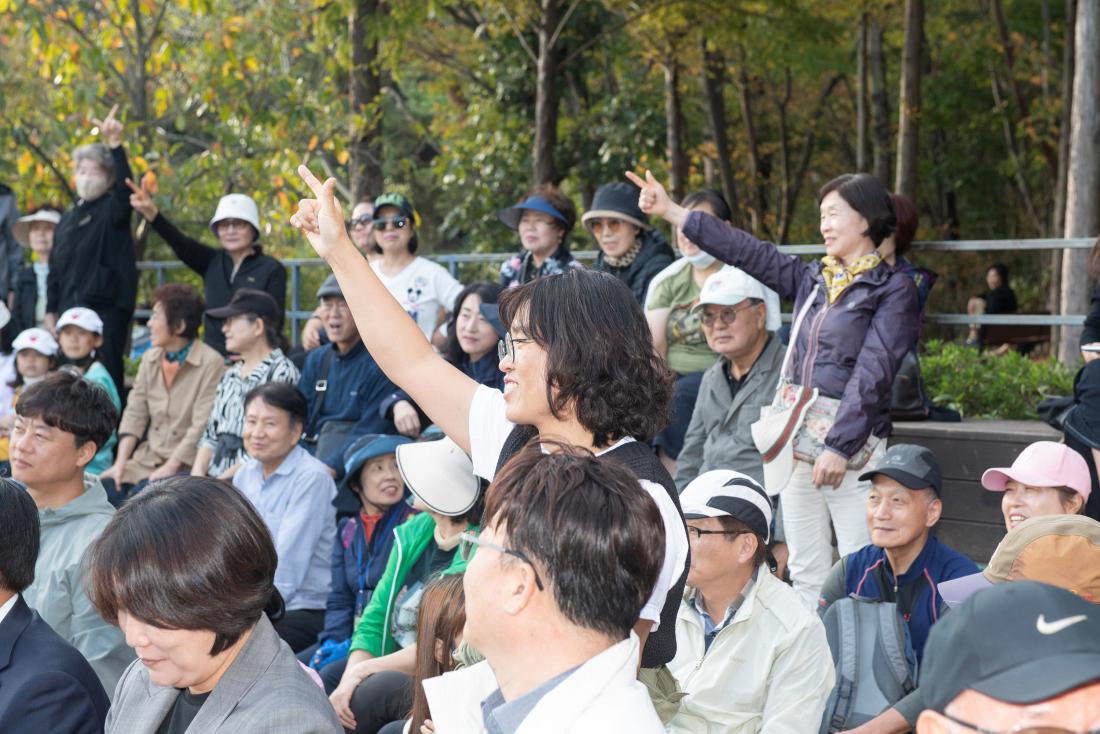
left=628, top=169, right=919, bottom=610
left=85, top=475, right=342, bottom=733
left=289, top=165, right=689, bottom=672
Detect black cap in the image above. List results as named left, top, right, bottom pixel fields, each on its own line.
left=920, top=581, right=1100, bottom=712
left=858, top=443, right=942, bottom=496
left=206, top=288, right=282, bottom=325
left=317, top=273, right=343, bottom=300
left=581, top=182, right=648, bottom=231
left=478, top=303, right=506, bottom=339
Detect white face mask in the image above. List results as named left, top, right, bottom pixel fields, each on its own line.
left=22, top=374, right=46, bottom=386
left=75, top=173, right=110, bottom=202
left=684, top=250, right=717, bottom=268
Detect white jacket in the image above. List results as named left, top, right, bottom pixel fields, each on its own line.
left=422, top=632, right=664, bottom=733
left=667, top=569, right=835, bottom=734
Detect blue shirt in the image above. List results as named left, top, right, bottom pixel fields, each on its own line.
left=234, top=446, right=337, bottom=611
left=480, top=665, right=577, bottom=734
left=690, top=572, right=755, bottom=652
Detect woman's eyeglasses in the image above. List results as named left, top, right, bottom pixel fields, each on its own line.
left=497, top=332, right=532, bottom=363
left=350, top=214, right=374, bottom=228
left=372, top=215, right=409, bottom=231
left=459, top=532, right=544, bottom=591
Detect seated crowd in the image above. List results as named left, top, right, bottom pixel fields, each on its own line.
left=2, top=113, right=1100, bottom=734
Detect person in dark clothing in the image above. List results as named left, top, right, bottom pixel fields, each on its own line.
left=1059, top=359, right=1100, bottom=523
left=127, top=185, right=286, bottom=356
left=584, top=182, right=675, bottom=305
left=0, top=184, right=23, bottom=309
left=46, top=106, right=137, bottom=395
left=9, top=206, right=62, bottom=339
left=1079, top=236, right=1100, bottom=358
left=966, top=262, right=1018, bottom=346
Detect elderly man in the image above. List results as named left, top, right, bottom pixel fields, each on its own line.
left=674, top=268, right=783, bottom=491
left=46, top=105, right=137, bottom=394
left=916, top=581, right=1100, bottom=733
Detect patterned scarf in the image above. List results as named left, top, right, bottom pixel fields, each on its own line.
left=603, top=237, right=643, bottom=269
left=164, top=340, right=194, bottom=364
left=820, top=252, right=882, bottom=304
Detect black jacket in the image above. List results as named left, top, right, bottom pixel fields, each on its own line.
left=47, top=147, right=138, bottom=315
left=9, top=263, right=41, bottom=336
left=593, top=228, right=675, bottom=305
left=150, top=213, right=286, bottom=356
left=1081, top=285, right=1100, bottom=347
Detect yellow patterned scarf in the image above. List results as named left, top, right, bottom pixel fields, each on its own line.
left=820, top=252, right=882, bottom=304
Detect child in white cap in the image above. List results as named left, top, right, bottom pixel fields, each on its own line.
left=0, top=327, right=59, bottom=468
left=56, top=307, right=120, bottom=475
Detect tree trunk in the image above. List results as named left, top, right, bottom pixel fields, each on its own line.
left=895, top=0, right=923, bottom=202
left=664, top=57, right=688, bottom=203
left=857, top=12, right=870, bottom=172
left=1051, top=0, right=1075, bottom=353
left=349, top=0, right=384, bottom=203
left=737, top=64, right=769, bottom=237
left=533, top=0, right=563, bottom=185
left=869, top=20, right=891, bottom=184
left=1059, top=0, right=1100, bottom=362
left=702, top=42, right=741, bottom=227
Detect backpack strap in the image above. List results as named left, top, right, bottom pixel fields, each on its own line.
left=827, top=599, right=859, bottom=732
left=874, top=602, right=918, bottom=696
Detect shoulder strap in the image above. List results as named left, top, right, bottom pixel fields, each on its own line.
left=779, top=284, right=820, bottom=383
left=825, top=598, right=859, bottom=733
left=312, top=346, right=337, bottom=421
left=874, top=602, right=918, bottom=695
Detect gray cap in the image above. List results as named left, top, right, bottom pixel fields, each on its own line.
left=858, top=443, right=942, bottom=496
left=317, top=274, right=343, bottom=300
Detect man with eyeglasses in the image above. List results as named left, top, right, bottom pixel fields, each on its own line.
left=674, top=268, right=783, bottom=491
left=666, top=470, right=834, bottom=732
left=916, top=581, right=1100, bottom=734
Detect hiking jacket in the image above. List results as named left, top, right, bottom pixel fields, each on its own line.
left=593, top=228, right=676, bottom=305
left=22, top=476, right=132, bottom=697
left=0, top=184, right=23, bottom=297
left=682, top=211, right=918, bottom=459
left=423, top=633, right=664, bottom=733
left=667, top=568, right=835, bottom=733
left=348, top=512, right=474, bottom=657
left=675, top=335, right=784, bottom=490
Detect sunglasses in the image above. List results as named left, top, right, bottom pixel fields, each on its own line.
left=372, top=215, right=409, bottom=231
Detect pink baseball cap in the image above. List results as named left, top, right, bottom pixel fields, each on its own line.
left=981, top=441, right=1091, bottom=501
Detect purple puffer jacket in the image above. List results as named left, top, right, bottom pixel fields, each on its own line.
left=683, top=211, right=919, bottom=459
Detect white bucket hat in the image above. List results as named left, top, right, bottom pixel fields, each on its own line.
left=395, top=437, right=481, bottom=517
left=12, top=209, right=62, bottom=248
left=209, top=194, right=260, bottom=237
left=57, top=307, right=104, bottom=335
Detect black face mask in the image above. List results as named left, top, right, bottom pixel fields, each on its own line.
left=58, top=351, right=96, bottom=371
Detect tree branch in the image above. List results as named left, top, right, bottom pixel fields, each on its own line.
left=498, top=2, right=538, bottom=64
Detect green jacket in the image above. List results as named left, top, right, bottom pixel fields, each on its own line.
left=349, top=512, right=475, bottom=657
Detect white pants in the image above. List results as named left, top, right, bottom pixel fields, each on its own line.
left=780, top=444, right=884, bottom=609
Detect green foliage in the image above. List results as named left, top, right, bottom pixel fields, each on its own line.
left=921, top=339, right=1076, bottom=419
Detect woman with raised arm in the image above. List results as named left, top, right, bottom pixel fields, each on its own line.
left=627, top=169, right=919, bottom=610
left=290, top=165, right=689, bottom=673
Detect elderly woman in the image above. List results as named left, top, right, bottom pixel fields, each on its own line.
left=47, top=105, right=138, bottom=394
left=128, top=183, right=286, bottom=357
left=497, top=185, right=583, bottom=288
left=85, top=476, right=342, bottom=733
left=631, top=169, right=919, bottom=609
left=191, top=289, right=299, bottom=479
left=100, top=284, right=225, bottom=504
left=585, top=181, right=675, bottom=305
left=10, top=205, right=62, bottom=336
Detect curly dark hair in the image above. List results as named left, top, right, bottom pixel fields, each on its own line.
left=498, top=268, right=674, bottom=448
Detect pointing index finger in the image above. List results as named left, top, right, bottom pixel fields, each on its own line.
left=297, top=164, right=326, bottom=197
left=624, top=170, right=646, bottom=188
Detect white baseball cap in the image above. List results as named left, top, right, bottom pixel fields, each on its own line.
left=395, top=437, right=481, bottom=517
left=693, top=268, right=781, bottom=331
left=209, top=194, right=260, bottom=237
left=13, top=327, right=58, bottom=357
left=57, top=307, right=104, bottom=335
left=12, top=209, right=62, bottom=248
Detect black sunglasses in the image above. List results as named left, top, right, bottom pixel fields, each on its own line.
left=373, top=215, right=409, bottom=231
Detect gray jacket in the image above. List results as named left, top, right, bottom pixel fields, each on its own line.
left=675, top=334, right=784, bottom=490
left=106, top=614, right=341, bottom=733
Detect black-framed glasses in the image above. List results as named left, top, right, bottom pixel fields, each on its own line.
left=686, top=525, right=753, bottom=541
left=700, top=301, right=757, bottom=327
left=372, top=214, right=409, bottom=230
left=496, top=332, right=532, bottom=363
left=350, top=214, right=374, bottom=228
left=460, top=532, right=544, bottom=591
left=941, top=712, right=1100, bottom=734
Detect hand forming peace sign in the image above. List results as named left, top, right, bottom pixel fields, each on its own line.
left=290, top=164, right=350, bottom=261
left=125, top=178, right=158, bottom=222
left=91, top=104, right=123, bottom=148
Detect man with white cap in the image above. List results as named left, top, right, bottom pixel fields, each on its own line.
left=56, top=307, right=120, bottom=476
left=667, top=469, right=834, bottom=733
left=128, top=185, right=286, bottom=356
left=675, top=268, right=783, bottom=491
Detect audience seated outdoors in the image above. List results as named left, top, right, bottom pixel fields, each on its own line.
left=192, top=289, right=299, bottom=480
left=981, top=440, right=1090, bottom=531
left=9, top=205, right=61, bottom=337
left=298, top=274, right=400, bottom=477
left=586, top=181, right=675, bottom=304
left=422, top=445, right=668, bottom=732
left=85, top=476, right=342, bottom=733
left=55, top=307, right=120, bottom=475
left=1059, top=358, right=1100, bottom=521
left=916, top=582, right=1100, bottom=733
left=290, top=168, right=689, bottom=673
left=674, top=268, right=783, bottom=491
left=299, top=434, right=414, bottom=672
left=817, top=443, right=979, bottom=733
left=127, top=183, right=287, bottom=357
left=100, top=283, right=225, bottom=504
left=0, top=478, right=110, bottom=734
left=13, top=372, right=130, bottom=696
left=46, top=105, right=137, bottom=394
left=965, top=262, right=1018, bottom=349
left=498, top=184, right=583, bottom=288
left=233, top=383, right=337, bottom=653
left=668, top=470, right=834, bottom=733
left=328, top=436, right=482, bottom=733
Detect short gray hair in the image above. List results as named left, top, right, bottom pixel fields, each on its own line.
left=72, top=143, right=115, bottom=179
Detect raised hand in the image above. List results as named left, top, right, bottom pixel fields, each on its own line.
left=125, top=178, right=158, bottom=222
left=290, top=164, right=351, bottom=261
left=91, top=104, right=123, bottom=148
left=624, top=169, right=685, bottom=226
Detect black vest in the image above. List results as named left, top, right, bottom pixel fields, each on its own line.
left=495, top=425, right=689, bottom=668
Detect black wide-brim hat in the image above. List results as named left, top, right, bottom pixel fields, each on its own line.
left=581, top=182, right=648, bottom=231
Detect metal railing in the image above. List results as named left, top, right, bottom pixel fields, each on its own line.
left=136, top=237, right=1096, bottom=344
